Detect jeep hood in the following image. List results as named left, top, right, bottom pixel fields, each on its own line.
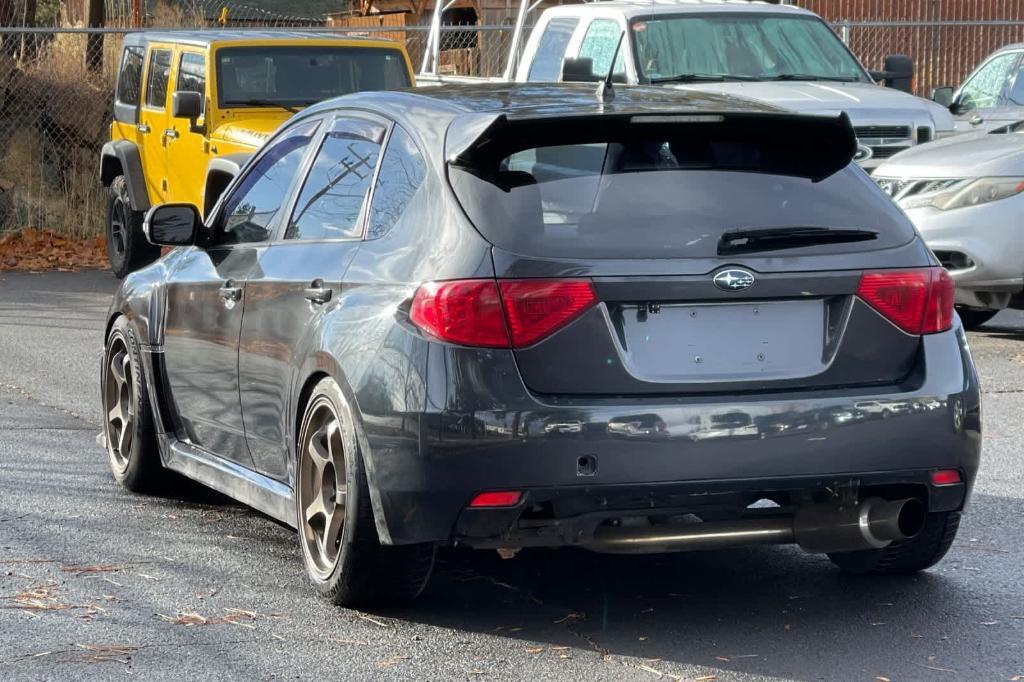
left=209, top=117, right=285, bottom=149
left=874, top=126, right=1024, bottom=179
left=670, top=81, right=955, bottom=132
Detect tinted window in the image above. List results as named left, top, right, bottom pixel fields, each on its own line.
left=527, top=17, right=579, bottom=82
left=632, top=15, right=868, bottom=82
left=962, top=51, right=1019, bottom=109
left=176, top=52, right=206, bottom=114
left=216, top=46, right=410, bottom=109
left=1007, top=59, right=1024, bottom=106
left=579, top=18, right=625, bottom=77
left=367, top=127, right=427, bottom=240
left=450, top=127, right=913, bottom=259
left=219, top=119, right=321, bottom=245
left=145, top=49, right=172, bottom=109
left=286, top=118, right=385, bottom=241
left=116, top=46, right=144, bottom=106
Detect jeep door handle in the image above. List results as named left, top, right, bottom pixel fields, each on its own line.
left=218, top=284, right=242, bottom=302
left=137, top=123, right=150, bottom=133
left=303, top=280, right=333, bottom=305
left=163, top=128, right=180, bottom=140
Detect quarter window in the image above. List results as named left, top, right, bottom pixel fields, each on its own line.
left=1004, top=56, right=1024, bottom=106
left=145, top=49, right=172, bottom=109
left=367, top=126, right=427, bottom=240
left=219, top=119, right=321, bottom=245
left=116, top=46, right=145, bottom=106
left=959, top=52, right=1018, bottom=110
left=176, top=52, right=207, bottom=114
left=286, top=117, right=385, bottom=241
left=527, top=17, right=579, bottom=82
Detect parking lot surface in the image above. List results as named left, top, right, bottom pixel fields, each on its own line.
left=1, top=271, right=1021, bottom=681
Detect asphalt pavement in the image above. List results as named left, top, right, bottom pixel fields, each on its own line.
left=1, top=271, right=1021, bottom=681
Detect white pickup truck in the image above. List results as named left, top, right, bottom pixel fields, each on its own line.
left=424, top=0, right=957, bottom=170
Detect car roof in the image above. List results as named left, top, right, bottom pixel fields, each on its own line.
left=122, top=30, right=393, bottom=48
left=309, top=82, right=781, bottom=120
left=538, top=0, right=814, bottom=20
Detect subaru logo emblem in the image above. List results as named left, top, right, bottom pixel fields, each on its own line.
left=713, top=269, right=755, bottom=292
left=854, top=144, right=874, bottom=163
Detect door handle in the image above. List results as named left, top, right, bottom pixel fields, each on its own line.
left=137, top=123, right=151, bottom=133
left=163, top=128, right=180, bottom=140
left=218, top=284, right=242, bottom=302
left=970, top=114, right=984, bottom=126
left=303, top=279, right=333, bottom=305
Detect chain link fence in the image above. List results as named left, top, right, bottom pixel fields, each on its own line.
left=1, top=17, right=1023, bottom=237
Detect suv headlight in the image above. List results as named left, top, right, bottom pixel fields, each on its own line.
left=900, top=177, right=1024, bottom=210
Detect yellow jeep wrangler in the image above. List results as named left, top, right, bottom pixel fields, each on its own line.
left=99, top=31, right=414, bottom=277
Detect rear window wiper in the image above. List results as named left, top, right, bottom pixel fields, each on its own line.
left=718, top=227, right=879, bottom=255
left=766, top=74, right=860, bottom=83
left=222, top=99, right=303, bottom=113
left=649, top=73, right=761, bottom=84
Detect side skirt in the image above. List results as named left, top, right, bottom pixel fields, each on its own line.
left=163, top=439, right=297, bottom=528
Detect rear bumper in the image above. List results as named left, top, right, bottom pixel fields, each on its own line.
left=366, top=328, right=981, bottom=545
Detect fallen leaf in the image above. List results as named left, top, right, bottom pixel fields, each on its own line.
left=715, top=656, right=730, bottom=662
left=525, top=646, right=544, bottom=654
left=553, top=612, right=584, bottom=624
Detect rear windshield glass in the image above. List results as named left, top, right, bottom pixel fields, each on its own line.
left=449, top=127, right=914, bottom=259
left=216, top=46, right=409, bottom=108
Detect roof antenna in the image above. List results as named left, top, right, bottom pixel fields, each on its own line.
left=596, top=31, right=626, bottom=104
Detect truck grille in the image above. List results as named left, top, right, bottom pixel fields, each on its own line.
left=854, top=125, right=912, bottom=139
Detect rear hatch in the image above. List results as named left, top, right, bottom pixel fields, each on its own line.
left=446, top=111, right=937, bottom=396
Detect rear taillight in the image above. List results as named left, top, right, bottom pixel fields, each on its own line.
left=856, top=267, right=954, bottom=335
left=409, top=279, right=597, bottom=349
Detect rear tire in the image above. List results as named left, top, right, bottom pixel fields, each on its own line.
left=828, top=511, right=961, bottom=575
left=296, top=377, right=435, bottom=606
left=107, top=176, right=160, bottom=279
left=102, top=316, right=163, bottom=492
left=957, top=307, right=999, bottom=331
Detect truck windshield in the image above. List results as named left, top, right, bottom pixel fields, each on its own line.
left=216, top=46, right=410, bottom=109
left=632, top=14, right=869, bottom=83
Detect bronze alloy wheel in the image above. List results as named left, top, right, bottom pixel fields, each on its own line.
left=297, top=397, right=349, bottom=581
left=103, top=334, right=135, bottom=474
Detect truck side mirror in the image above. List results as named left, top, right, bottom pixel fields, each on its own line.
left=931, top=86, right=955, bottom=108
left=144, top=204, right=200, bottom=246
left=172, top=91, right=205, bottom=133
left=881, top=54, right=914, bottom=93
left=561, top=57, right=599, bottom=82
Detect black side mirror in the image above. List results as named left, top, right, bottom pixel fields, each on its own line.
left=144, top=204, right=200, bottom=246
left=561, top=57, right=599, bottom=82
left=880, top=54, right=914, bottom=93
left=931, top=86, right=955, bottom=108
left=172, top=91, right=205, bottom=133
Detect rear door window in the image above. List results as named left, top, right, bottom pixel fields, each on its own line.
left=527, top=17, right=579, bottom=82
left=449, top=122, right=914, bottom=259
left=578, top=18, right=625, bottom=78
left=960, top=51, right=1018, bottom=110
left=286, top=117, right=385, bottom=241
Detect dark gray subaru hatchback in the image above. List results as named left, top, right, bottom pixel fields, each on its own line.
left=102, top=83, right=981, bottom=606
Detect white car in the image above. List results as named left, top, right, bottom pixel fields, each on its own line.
left=875, top=122, right=1024, bottom=328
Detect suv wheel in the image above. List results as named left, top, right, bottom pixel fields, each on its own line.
left=107, top=176, right=160, bottom=279
left=828, top=511, right=961, bottom=575
left=296, top=377, right=435, bottom=606
left=102, top=316, right=163, bottom=491
left=957, top=307, right=999, bottom=331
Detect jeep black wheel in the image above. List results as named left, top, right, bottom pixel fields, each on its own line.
left=296, top=377, right=435, bottom=606
left=107, top=176, right=160, bottom=279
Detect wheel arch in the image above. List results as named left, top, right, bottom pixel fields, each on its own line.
left=203, top=153, right=251, bottom=216
left=100, top=140, right=151, bottom=212
left=292, top=357, right=396, bottom=545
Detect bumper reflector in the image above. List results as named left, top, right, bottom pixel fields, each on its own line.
left=930, top=469, right=962, bottom=486
left=469, top=491, right=523, bottom=508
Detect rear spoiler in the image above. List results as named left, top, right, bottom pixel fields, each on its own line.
left=447, top=111, right=858, bottom=182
